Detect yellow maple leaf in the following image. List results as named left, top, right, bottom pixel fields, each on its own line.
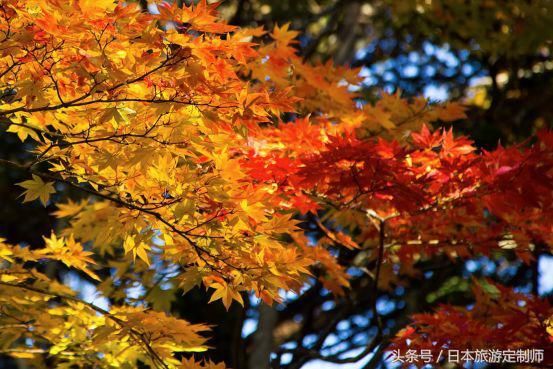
left=52, top=199, right=86, bottom=218
left=208, top=282, right=244, bottom=310
left=179, top=268, right=203, bottom=294
left=438, top=102, right=467, bottom=121
left=41, top=233, right=100, bottom=281
left=43, top=233, right=65, bottom=251
left=6, top=124, right=40, bottom=142
left=17, top=174, right=56, bottom=206
left=240, top=199, right=267, bottom=222
left=123, top=236, right=151, bottom=266
left=271, top=23, right=299, bottom=46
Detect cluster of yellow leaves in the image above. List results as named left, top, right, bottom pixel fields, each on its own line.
left=357, top=92, right=466, bottom=138
left=1, top=0, right=318, bottom=308
left=0, top=239, right=213, bottom=368
left=0, top=236, right=97, bottom=281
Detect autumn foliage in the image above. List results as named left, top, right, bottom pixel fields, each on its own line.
left=0, top=1, right=551, bottom=368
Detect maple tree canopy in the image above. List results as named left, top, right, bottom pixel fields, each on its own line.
left=0, top=1, right=551, bottom=368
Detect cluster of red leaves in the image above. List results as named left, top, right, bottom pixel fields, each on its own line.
left=391, top=280, right=553, bottom=367
left=389, top=128, right=553, bottom=262
left=243, top=121, right=553, bottom=358
left=244, top=123, right=553, bottom=261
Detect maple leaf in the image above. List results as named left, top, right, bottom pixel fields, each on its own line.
left=123, top=236, right=151, bottom=266
left=411, top=124, right=442, bottom=148
left=271, top=23, right=300, bottom=46
left=208, top=282, right=244, bottom=310
left=437, top=102, right=467, bottom=121
left=178, top=358, right=226, bottom=369
left=53, top=199, right=86, bottom=218
left=42, top=233, right=100, bottom=281
left=179, top=267, right=204, bottom=294
left=240, top=199, right=267, bottom=222
left=6, top=124, right=40, bottom=142
left=17, top=174, right=56, bottom=206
